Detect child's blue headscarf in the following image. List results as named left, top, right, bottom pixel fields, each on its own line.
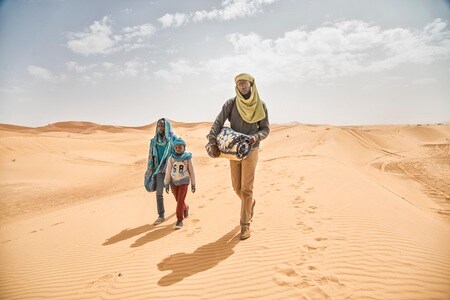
left=172, top=137, right=192, bottom=161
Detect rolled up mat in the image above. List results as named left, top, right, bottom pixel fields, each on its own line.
left=216, top=127, right=252, bottom=160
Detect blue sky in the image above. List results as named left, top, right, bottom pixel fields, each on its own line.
left=0, top=0, right=449, bottom=126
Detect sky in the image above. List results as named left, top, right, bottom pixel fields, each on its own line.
left=0, top=0, right=449, bottom=127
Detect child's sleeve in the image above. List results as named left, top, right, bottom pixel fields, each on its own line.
left=164, top=157, right=173, bottom=186
left=188, top=158, right=196, bottom=187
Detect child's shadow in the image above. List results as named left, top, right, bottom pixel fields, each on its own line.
left=157, top=226, right=241, bottom=286
left=102, top=213, right=176, bottom=247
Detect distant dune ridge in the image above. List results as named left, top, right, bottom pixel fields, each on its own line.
left=0, top=121, right=449, bottom=299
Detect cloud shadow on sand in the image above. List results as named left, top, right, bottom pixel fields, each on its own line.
left=157, top=226, right=241, bottom=286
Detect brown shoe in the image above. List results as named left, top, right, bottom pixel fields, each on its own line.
left=240, top=227, right=251, bottom=240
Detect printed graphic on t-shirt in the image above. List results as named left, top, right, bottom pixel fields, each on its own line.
left=171, top=160, right=189, bottom=182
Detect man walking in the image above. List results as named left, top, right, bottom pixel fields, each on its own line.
left=207, top=73, right=270, bottom=240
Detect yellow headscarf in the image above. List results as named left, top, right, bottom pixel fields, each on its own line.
left=234, top=73, right=266, bottom=124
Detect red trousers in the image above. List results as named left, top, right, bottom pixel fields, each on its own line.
left=170, top=183, right=189, bottom=222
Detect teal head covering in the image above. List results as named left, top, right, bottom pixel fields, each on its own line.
left=154, top=118, right=174, bottom=145
left=145, top=118, right=177, bottom=192
left=173, top=137, right=186, bottom=146
left=150, top=118, right=175, bottom=173
left=172, top=137, right=192, bottom=161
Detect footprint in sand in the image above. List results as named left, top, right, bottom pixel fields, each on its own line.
left=293, top=196, right=305, bottom=204
left=187, top=227, right=201, bottom=237
left=296, top=221, right=314, bottom=233
left=273, top=265, right=345, bottom=291
left=292, top=182, right=303, bottom=188
left=303, top=243, right=327, bottom=252
left=273, top=266, right=310, bottom=288
left=51, top=222, right=64, bottom=226
left=315, top=237, right=328, bottom=242
left=2, top=240, right=12, bottom=244
left=87, top=273, right=122, bottom=288
left=305, top=187, right=315, bottom=194
left=306, top=206, right=317, bottom=214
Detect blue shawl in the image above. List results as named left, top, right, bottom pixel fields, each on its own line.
left=144, top=119, right=177, bottom=192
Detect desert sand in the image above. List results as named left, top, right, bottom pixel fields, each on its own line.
left=0, top=121, right=449, bottom=299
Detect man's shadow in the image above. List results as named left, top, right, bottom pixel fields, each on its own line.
left=102, top=213, right=176, bottom=247
left=157, top=226, right=241, bottom=286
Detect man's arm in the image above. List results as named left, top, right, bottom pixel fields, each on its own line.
left=206, top=99, right=234, bottom=145
left=253, top=102, right=270, bottom=142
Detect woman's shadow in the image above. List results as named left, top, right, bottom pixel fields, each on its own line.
left=102, top=213, right=176, bottom=247
left=157, top=226, right=241, bottom=286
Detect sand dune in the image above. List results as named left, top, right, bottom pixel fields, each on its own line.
left=0, top=121, right=449, bottom=299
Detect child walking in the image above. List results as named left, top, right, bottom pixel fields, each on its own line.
left=164, top=137, right=196, bottom=229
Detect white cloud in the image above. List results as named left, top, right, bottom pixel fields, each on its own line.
left=67, top=16, right=121, bottom=56
left=412, top=78, right=436, bottom=85
left=28, top=65, right=65, bottom=83
left=102, top=62, right=116, bottom=70
left=67, top=17, right=155, bottom=56
left=158, top=13, right=188, bottom=28
left=102, top=60, right=144, bottom=79
left=158, top=0, right=279, bottom=28
left=81, top=72, right=105, bottom=85
left=154, top=60, right=199, bottom=83
left=116, top=60, right=140, bottom=77
left=66, top=61, right=98, bottom=73
left=200, top=19, right=450, bottom=82
left=63, top=59, right=147, bottom=82
left=122, top=24, right=156, bottom=40
left=166, top=48, right=180, bottom=54
left=123, top=43, right=146, bottom=52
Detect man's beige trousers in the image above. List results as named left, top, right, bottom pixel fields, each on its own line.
left=230, top=149, right=258, bottom=227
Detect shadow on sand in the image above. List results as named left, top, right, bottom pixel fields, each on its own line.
left=157, top=226, right=241, bottom=286
left=102, top=213, right=176, bottom=246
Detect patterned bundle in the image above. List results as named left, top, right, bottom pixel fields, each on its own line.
left=215, top=127, right=252, bottom=160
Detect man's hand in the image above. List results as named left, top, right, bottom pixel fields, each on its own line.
left=165, top=185, right=170, bottom=194
left=191, top=185, right=196, bottom=193
left=249, top=135, right=257, bottom=145
left=209, top=144, right=221, bottom=158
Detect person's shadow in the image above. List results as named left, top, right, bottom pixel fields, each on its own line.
left=157, top=226, right=241, bottom=286
left=102, top=213, right=176, bottom=246
left=130, top=222, right=174, bottom=248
